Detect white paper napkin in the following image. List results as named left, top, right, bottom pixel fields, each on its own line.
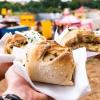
left=0, top=31, right=91, bottom=99
left=0, top=54, right=15, bottom=62
left=87, top=51, right=100, bottom=58
left=0, top=33, right=12, bottom=47
left=0, top=33, right=15, bottom=62
left=13, top=47, right=91, bottom=100
left=0, top=31, right=45, bottom=63
left=55, top=28, right=100, bottom=58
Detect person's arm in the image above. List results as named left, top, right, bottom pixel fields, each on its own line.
left=0, top=62, right=12, bottom=80
left=2, top=67, right=53, bottom=100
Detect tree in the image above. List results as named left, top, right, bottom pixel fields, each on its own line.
left=72, top=0, right=91, bottom=3
left=41, top=0, right=61, bottom=8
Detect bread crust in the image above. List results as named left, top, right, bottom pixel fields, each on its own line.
left=72, top=43, right=100, bottom=52
left=25, top=40, right=75, bottom=85
left=62, top=30, right=100, bottom=52
left=4, top=34, right=28, bottom=54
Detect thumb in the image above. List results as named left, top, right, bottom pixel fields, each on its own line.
left=5, top=67, right=26, bottom=87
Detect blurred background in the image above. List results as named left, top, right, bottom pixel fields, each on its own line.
left=0, top=1, right=100, bottom=100
left=0, top=0, right=100, bottom=39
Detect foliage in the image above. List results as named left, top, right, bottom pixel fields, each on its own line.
left=68, top=1, right=81, bottom=10
left=0, top=0, right=100, bottom=13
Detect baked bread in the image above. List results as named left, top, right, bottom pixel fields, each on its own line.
left=59, top=29, right=100, bottom=52
left=72, top=43, right=100, bottom=52
left=77, top=32, right=100, bottom=44
left=25, top=40, right=75, bottom=85
left=4, top=34, right=28, bottom=54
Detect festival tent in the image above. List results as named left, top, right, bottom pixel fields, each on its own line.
left=56, top=15, right=81, bottom=27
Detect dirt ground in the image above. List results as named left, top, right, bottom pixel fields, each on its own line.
left=0, top=56, right=100, bottom=100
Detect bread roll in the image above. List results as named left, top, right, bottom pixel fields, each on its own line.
left=25, top=40, right=75, bottom=85
left=59, top=29, right=100, bottom=52
left=4, top=34, right=28, bottom=54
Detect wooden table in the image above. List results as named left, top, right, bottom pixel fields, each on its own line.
left=79, top=57, right=100, bottom=100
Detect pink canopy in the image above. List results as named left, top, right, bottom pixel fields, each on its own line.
left=59, top=15, right=81, bottom=25
left=56, top=15, right=81, bottom=26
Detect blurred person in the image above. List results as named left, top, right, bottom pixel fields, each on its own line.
left=52, top=21, right=57, bottom=39
left=57, top=25, right=64, bottom=34
left=0, top=62, right=12, bottom=80
left=34, top=21, right=42, bottom=34
left=52, top=21, right=57, bottom=33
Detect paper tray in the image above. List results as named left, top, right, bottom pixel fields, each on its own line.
left=12, top=47, right=91, bottom=100
left=0, top=33, right=91, bottom=99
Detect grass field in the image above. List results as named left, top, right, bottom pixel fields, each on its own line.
left=0, top=56, right=100, bottom=100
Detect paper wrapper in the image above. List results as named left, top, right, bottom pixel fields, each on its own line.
left=0, top=33, right=15, bottom=62
left=0, top=32, right=91, bottom=99
left=10, top=47, right=91, bottom=100
left=87, top=51, right=100, bottom=58
left=0, top=33, right=12, bottom=47
left=54, top=29, right=100, bottom=58
left=0, top=31, right=45, bottom=62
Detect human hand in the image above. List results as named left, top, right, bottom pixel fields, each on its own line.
left=0, top=62, right=12, bottom=80
left=4, top=67, right=54, bottom=100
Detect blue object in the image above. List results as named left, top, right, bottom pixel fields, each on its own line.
left=0, top=26, right=29, bottom=38
left=0, top=27, right=6, bottom=38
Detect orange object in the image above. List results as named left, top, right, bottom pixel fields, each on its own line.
left=1, top=8, right=7, bottom=16
left=41, top=20, right=52, bottom=39
left=20, top=13, right=35, bottom=28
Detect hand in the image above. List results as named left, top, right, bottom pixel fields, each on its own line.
left=4, top=67, right=54, bottom=100
left=0, top=62, right=12, bottom=80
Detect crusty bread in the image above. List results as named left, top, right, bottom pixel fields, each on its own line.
left=77, top=32, right=100, bottom=44
left=25, top=40, right=75, bottom=85
left=59, top=29, right=100, bottom=52
left=72, top=43, right=100, bottom=52
left=4, top=34, right=28, bottom=54
left=64, top=30, right=97, bottom=46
